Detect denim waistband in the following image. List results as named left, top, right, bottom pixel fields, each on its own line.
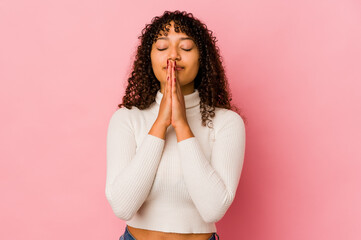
left=119, top=225, right=220, bottom=240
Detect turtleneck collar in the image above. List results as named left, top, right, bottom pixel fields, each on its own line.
left=153, top=88, right=201, bottom=116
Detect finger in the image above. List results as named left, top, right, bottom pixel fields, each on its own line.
left=165, top=78, right=167, bottom=98
left=167, top=59, right=171, bottom=100
left=174, top=62, right=182, bottom=101
left=175, top=76, right=182, bottom=101
left=172, top=61, right=177, bottom=98
left=174, top=61, right=179, bottom=81
left=173, top=61, right=180, bottom=94
left=164, top=62, right=167, bottom=96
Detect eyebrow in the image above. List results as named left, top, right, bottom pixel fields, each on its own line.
left=156, top=37, right=193, bottom=41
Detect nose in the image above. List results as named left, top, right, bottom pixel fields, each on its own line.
left=167, top=46, right=181, bottom=62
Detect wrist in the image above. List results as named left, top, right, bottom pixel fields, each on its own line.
left=149, top=119, right=168, bottom=140
left=174, top=122, right=194, bottom=142
left=173, top=120, right=190, bottom=131
left=154, top=118, right=169, bottom=130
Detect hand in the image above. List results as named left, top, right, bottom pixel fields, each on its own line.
left=156, top=59, right=189, bottom=130
left=155, top=59, right=173, bottom=128
left=170, top=60, right=188, bottom=129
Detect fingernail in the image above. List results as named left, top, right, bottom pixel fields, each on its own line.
left=174, top=77, right=176, bottom=82
left=167, top=76, right=169, bottom=81
left=167, top=59, right=169, bottom=68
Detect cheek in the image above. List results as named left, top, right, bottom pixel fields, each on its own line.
left=189, top=57, right=200, bottom=71
left=150, top=55, right=161, bottom=71
left=151, top=54, right=164, bottom=67
left=188, top=52, right=199, bottom=66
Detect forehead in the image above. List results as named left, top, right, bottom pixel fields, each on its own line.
left=156, top=32, right=194, bottom=43
left=155, top=36, right=193, bottom=42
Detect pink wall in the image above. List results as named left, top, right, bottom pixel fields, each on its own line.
left=1, top=0, right=360, bottom=239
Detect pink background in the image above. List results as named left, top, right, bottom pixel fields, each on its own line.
left=1, top=0, right=360, bottom=239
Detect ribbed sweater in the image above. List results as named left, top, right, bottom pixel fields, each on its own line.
left=105, top=89, right=246, bottom=233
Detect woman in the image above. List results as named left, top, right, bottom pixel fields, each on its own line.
left=105, top=10, right=246, bottom=240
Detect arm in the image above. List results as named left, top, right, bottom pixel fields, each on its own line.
left=176, top=111, right=246, bottom=223
left=105, top=108, right=165, bottom=220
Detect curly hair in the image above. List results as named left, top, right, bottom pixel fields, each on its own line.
left=118, top=10, right=247, bottom=128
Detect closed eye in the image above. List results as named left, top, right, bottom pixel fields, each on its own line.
left=157, top=48, right=192, bottom=51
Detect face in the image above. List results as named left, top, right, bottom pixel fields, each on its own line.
left=150, top=21, right=200, bottom=95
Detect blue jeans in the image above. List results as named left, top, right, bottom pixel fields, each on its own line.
left=119, top=225, right=220, bottom=240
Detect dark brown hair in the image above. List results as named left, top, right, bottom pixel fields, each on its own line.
left=118, top=10, right=247, bottom=128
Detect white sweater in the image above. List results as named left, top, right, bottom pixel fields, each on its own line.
left=105, top=89, right=246, bottom=233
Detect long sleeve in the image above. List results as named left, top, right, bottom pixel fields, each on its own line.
left=177, top=111, right=246, bottom=223
left=105, top=108, right=165, bottom=221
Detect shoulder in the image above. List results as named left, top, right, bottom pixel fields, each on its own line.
left=108, top=106, right=142, bottom=128
left=214, top=107, right=245, bottom=124
left=110, top=106, right=141, bottom=119
left=213, top=107, right=245, bottom=132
